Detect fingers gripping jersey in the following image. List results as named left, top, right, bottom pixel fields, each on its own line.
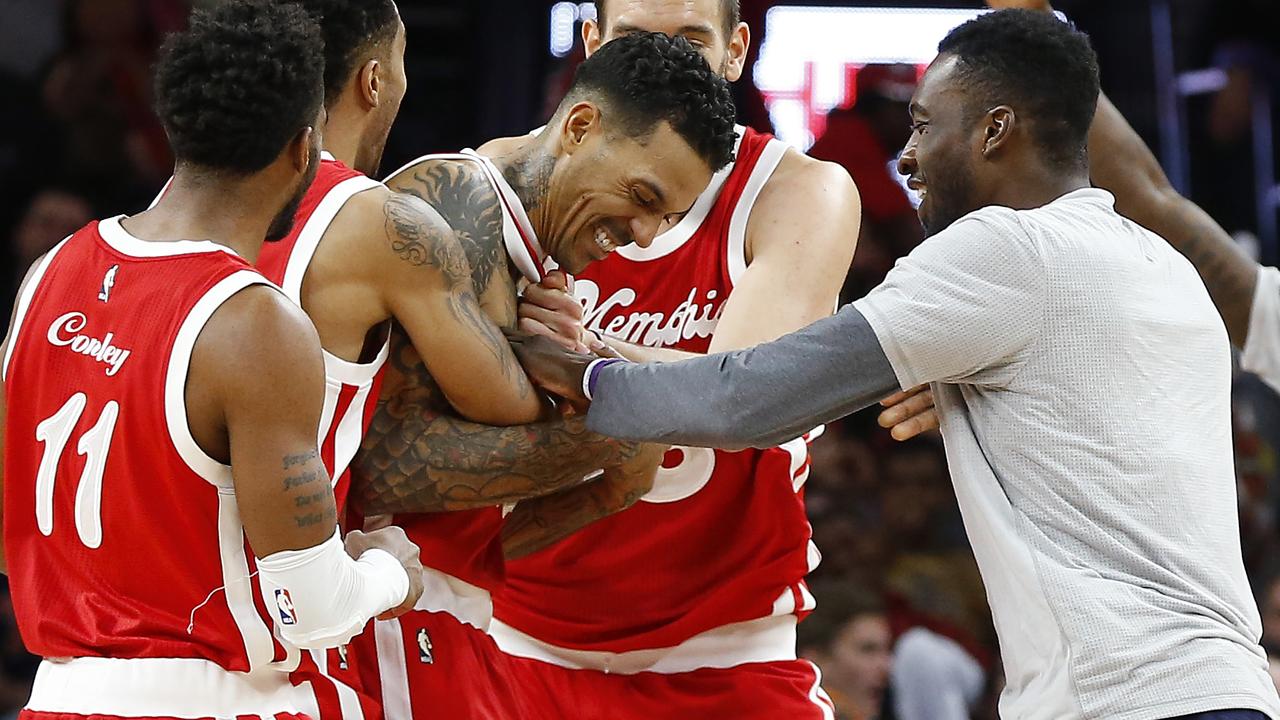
left=3, top=219, right=284, bottom=672
left=495, top=127, right=824, bottom=655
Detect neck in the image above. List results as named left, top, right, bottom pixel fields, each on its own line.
left=322, top=100, right=370, bottom=174
left=122, top=169, right=284, bottom=262
left=983, top=159, right=1090, bottom=212
left=490, top=135, right=558, bottom=242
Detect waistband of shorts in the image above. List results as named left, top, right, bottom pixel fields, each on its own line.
left=27, top=657, right=301, bottom=717
left=489, top=613, right=798, bottom=674
left=415, top=564, right=493, bottom=631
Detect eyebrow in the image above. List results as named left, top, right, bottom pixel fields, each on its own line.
left=615, top=22, right=717, bottom=37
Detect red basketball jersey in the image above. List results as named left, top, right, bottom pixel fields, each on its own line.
left=495, top=127, right=823, bottom=653
left=2, top=217, right=289, bottom=672
left=254, top=154, right=388, bottom=720
left=256, top=153, right=388, bottom=518
left=149, top=155, right=389, bottom=718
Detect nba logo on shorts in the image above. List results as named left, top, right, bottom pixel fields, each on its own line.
left=417, top=628, right=433, bottom=664
left=275, top=589, right=297, bottom=625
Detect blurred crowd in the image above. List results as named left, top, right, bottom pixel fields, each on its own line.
left=0, top=0, right=1278, bottom=718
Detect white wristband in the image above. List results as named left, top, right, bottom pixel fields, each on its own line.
left=257, top=530, right=409, bottom=649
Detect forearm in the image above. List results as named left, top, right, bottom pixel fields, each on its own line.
left=354, top=397, right=637, bottom=515
left=586, top=306, right=900, bottom=449
left=501, top=467, right=647, bottom=559
left=1088, top=93, right=1257, bottom=345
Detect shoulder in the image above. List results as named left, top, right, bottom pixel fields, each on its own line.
left=383, top=155, right=496, bottom=208
left=207, top=283, right=318, bottom=354
left=746, top=148, right=860, bottom=255
left=754, top=150, right=860, bottom=224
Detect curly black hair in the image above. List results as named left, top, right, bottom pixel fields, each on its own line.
left=938, top=9, right=1100, bottom=170
left=294, top=0, right=400, bottom=107
left=596, top=0, right=740, bottom=38
left=566, top=31, right=737, bottom=172
left=153, top=0, right=323, bottom=175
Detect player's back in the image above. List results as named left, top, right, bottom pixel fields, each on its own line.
left=3, top=217, right=280, bottom=673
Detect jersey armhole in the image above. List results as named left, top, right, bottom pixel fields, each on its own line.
left=164, top=270, right=277, bottom=488
left=3, top=236, right=72, bottom=383
left=726, top=139, right=789, bottom=284
left=280, top=175, right=383, bottom=302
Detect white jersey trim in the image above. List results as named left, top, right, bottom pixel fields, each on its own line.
left=374, top=617, right=414, bottom=720
left=164, top=270, right=272, bottom=488
left=162, top=271, right=284, bottom=672
left=490, top=613, right=797, bottom=675
left=98, top=215, right=243, bottom=259
left=726, top=138, right=789, bottom=284
left=26, top=657, right=301, bottom=715
left=281, top=175, right=383, bottom=302
left=3, top=235, right=70, bottom=382
left=615, top=127, right=747, bottom=263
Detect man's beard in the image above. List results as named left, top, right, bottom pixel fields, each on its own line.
left=920, top=161, right=975, bottom=237
left=265, top=143, right=321, bottom=242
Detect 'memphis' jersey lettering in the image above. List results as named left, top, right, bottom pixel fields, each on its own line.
left=577, top=280, right=725, bottom=348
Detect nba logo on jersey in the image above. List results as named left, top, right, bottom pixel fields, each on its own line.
left=275, top=589, right=297, bottom=626
left=98, top=265, right=118, bottom=302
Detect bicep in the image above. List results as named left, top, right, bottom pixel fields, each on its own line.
left=708, top=160, right=860, bottom=353
left=378, top=193, right=541, bottom=425
left=200, top=288, right=337, bottom=558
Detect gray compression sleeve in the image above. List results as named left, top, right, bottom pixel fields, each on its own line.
left=584, top=305, right=901, bottom=449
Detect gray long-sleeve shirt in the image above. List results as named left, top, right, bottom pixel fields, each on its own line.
left=584, top=304, right=899, bottom=450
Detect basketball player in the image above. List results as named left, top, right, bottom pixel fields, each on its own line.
left=343, top=32, right=737, bottom=719
left=482, top=1, right=860, bottom=717
left=0, top=2, right=423, bottom=717
left=517, top=9, right=1280, bottom=720
left=144, top=1, right=626, bottom=714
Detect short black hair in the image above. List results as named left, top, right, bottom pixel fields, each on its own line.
left=597, top=0, right=740, bottom=39
left=938, top=9, right=1100, bottom=169
left=565, top=31, right=737, bottom=172
left=295, top=0, right=400, bottom=107
left=153, top=0, right=323, bottom=174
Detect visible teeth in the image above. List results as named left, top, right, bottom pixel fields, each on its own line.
left=595, top=228, right=616, bottom=252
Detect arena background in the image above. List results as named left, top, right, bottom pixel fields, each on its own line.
left=0, top=0, right=1275, bottom=717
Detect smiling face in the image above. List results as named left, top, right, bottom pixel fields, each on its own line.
left=897, top=54, right=982, bottom=236
left=544, top=110, right=712, bottom=273
left=586, top=0, right=747, bottom=82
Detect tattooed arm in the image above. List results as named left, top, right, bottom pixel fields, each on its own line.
left=501, top=443, right=665, bottom=559
left=354, top=329, right=648, bottom=514
left=360, top=186, right=544, bottom=425
left=191, top=285, right=343, bottom=554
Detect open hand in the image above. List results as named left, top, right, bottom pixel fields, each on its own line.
left=877, top=385, right=940, bottom=441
